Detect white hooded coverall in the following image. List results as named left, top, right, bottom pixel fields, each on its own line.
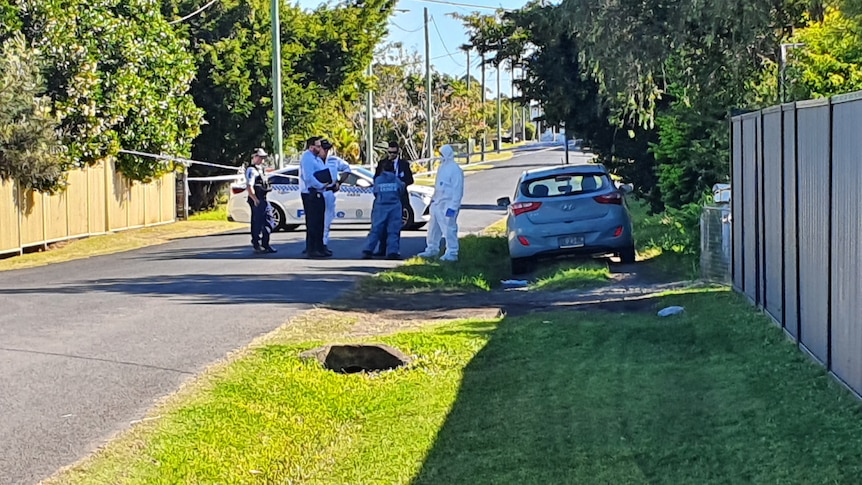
left=324, top=155, right=352, bottom=246
left=419, top=144, right=464, bottom=260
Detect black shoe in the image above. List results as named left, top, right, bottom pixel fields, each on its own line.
left=263, top=247, right=278, bottom=254
left=372, top=251, right=386, bottom=257
left=253, top=246, right=265, bottom=254
left=386, top=253, right=402, bottom=260
left=361, top=250, right=373, bottom=260
left=324, top=249, right=333, bottom=257
left=308, top=251, right=332, bottom=259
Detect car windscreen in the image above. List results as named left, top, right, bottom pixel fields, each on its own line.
left=520, top=172, right=609, bottom=198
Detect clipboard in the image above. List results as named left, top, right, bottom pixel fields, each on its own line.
left=313, top=168, right=333, bottom=184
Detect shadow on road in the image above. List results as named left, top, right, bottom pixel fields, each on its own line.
left=0, top=269, right=391, bottom=305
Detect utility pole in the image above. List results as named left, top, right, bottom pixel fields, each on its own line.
left=563, top=121, right=569, bottom=164
left=465, top=48, right=471, bottom=164
left=270, top=0, right=283, bottom=167
left=481, top=53, right=486, bottom=161
left=424, top=7, right=433, bottom=159
left=366, top=63, right=374, bottom=168
left=496, top=64, right=502, bottom=153
left=780, top=42, right=805, bottom=103
left=510, top=61, right=516, bottom=143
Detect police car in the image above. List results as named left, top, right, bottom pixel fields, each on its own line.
left=227, top=165, right=433, bottom=231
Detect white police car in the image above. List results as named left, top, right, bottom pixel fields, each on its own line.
left=227, top=165, right=433, bottom=231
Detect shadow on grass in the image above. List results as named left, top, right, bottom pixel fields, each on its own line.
left=412, top=290, right=862, bottom=484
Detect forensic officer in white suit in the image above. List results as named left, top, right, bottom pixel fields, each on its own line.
left=418, top=144, right=464, bottom=261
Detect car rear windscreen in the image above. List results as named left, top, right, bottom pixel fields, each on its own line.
left=520, top=173, right=609, bottom=198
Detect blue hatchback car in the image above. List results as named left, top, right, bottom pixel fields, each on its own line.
left=498, top=163, right=635, bottom=274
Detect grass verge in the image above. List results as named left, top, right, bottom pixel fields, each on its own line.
left=354, top=235, right=510, bottom=294
left=0, top=220, right=243, bottom=272
left=629, top=198, right=700, bottom=281
left=529, top=259, right=612, bottom=290
left=49, top=289, right=862, bottom=484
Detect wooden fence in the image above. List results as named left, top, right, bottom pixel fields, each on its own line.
left=0, top=159, right=176, bottom=256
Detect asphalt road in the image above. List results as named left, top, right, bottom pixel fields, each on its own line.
left=0, top=146, right=588, bottom=484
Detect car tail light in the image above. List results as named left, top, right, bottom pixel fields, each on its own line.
left=231, top=186, right=246, bottom=195
left=517, top=236, right=530, bottom=246
left=511, top=201, right=542, bottom=216
left=614, top=226, right=623, bottom=237
left=594, top=192, right=623, bottom=204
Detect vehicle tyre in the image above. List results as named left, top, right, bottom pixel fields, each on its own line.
left=511, top=257, right=533, bottom=275
left=272, top=205, right=287, bottom=232
left=619, top=245, right=636, bottom=264
left=401, top=206, right=415, bottom=230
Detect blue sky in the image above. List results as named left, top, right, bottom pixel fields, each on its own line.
left=295, top=0, right=530, bottom=98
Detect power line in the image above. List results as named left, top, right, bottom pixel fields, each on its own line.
left=390, top=20, right=425, bottom=33
left=168, top=0, right=219, bottom=25
left=405, top=0, right=512, bottom=11
left=431, top=16, right=464, bottom=67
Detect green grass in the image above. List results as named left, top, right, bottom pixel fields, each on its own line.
left=188, top=204, right=230, bottom=221
left=529, top=259, right=613, bottom=290
left=355, top=235, right=510, bottom=293
left=628, top=198, right=700, bottom=281
left=51, top=289, right=862, bottom=484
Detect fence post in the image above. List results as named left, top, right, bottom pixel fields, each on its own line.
left=104, top=159, right=111, bottom=233
left=16, top=181, right=23, bottom=256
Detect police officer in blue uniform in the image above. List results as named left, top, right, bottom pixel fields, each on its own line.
left=362, top=157, right=406, bottom=260
left=245, top=148, right=276, bottom=254
left=300, top=137, right=332, bottom=258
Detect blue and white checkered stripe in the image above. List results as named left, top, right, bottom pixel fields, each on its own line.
left=270, top=184, right=373, bottom=194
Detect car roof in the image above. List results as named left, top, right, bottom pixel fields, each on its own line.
left=521, top=163, right=608, bottom=180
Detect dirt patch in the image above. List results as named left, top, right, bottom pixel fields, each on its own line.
left=327, top=277, right=693, bottom=336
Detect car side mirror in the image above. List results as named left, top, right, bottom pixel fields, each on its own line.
left=619, top=183, right=633, bottom=194
left=497, top=196, right=511, bottom=207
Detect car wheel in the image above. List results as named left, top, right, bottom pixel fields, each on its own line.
left=401, top=206, right=415, bottom=229
left=272, top=205, right=287, bottom=232
left=511, top=257, right=533, bottom=275
left=619, top=245, right=636, bottom=264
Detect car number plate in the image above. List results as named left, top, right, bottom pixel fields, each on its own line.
left=558, top=235, right=584, bottom=248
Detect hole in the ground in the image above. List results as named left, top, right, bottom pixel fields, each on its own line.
left=300, top=344, right=411, bottom=374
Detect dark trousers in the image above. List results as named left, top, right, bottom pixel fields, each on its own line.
left=302, top=191, right=326, bottom=254
left=377, top=198, right=407, bottom=254
left=247, top=196, right=270, bottom=249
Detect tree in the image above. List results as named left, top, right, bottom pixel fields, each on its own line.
left=368, top=45, right=484, bottom=161
left=0, top=33, right=66, bottom=192
left=170, top=0, right=394, bottom=166
left=1, top=0, right=203, bottom=184
left=785, top=6, right=862, bottom=100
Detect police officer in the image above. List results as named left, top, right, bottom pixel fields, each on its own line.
left=300, top=137, right=332, bottom=258
left=374, top=141, right=414, bottom=256
left=323, top=151, right=352, bottom=253
left=362, top=156, right=406, bottom=259
left=245, top=148, right=276, bottom=254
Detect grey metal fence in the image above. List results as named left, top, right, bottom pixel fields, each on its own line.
left=700, top=205, right=731, bottom=283
left=731, top=90, right=862, bottom=397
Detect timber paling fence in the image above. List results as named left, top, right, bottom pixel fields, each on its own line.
left=0, top=160, right=177, bottom=257
left=731, top=90, right=862, bottom=397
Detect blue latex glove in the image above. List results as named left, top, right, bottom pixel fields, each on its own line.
left=445, top=208, right=457, bottom=217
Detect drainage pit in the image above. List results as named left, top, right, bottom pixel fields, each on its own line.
left=299, top=344, right=411, bottom=374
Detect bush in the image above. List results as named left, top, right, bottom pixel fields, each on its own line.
left=0, top=34, right=67, bottom=193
